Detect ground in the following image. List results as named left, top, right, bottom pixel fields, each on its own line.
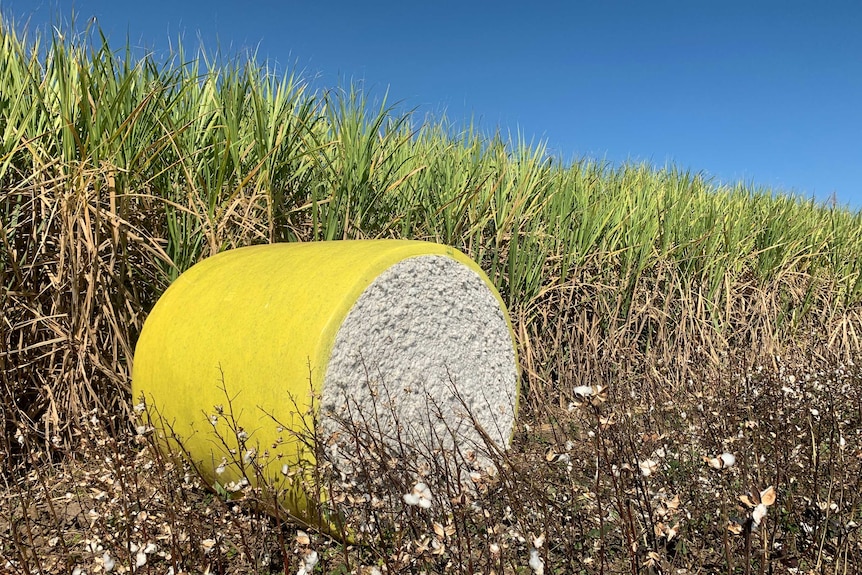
left=2, top=351, right=861, bottom=574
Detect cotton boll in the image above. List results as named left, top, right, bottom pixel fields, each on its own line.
left=639, top=459, right=658, bottom=476
left=297, top=550, right=319, bottom=575
left=304, top=550, right=318, bottom=569
left=529, top=548, right=545, bottom=575
left=102, top=552, right=115, bottom=572
left=752, top=504, right=768, bottom=525
left=404, top=481, right=433, bottom=508
left=415, top=482, right=430, bottom=498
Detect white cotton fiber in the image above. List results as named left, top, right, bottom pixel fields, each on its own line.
left=319, top=255, right=518, bottom=467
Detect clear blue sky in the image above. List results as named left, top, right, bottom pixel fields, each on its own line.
left=6, top=1, right=862, bottom=208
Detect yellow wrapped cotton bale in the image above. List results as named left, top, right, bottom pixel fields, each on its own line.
left=132, top=240, right=519, bottom=529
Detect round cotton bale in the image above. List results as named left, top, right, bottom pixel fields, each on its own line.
left=132, top=240, right=519, bottom=528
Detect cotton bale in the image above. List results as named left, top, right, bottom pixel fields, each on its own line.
left=132, top=240, right=519, bottom=529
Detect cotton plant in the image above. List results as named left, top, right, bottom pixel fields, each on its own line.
left=728, top=486, right=777, bottom=533
left=740, top=486, right=776, bottom=526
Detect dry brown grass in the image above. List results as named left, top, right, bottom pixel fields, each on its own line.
left=1, top=165, right=170, bottom=462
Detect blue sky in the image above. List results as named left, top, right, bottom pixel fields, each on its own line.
left=5, top=1, right=862, bottom=208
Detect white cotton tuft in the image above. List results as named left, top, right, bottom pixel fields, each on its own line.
left=102, top=552, right=115, bottom=572
left=529, top=548, right=545, bottom=575
left=752, top=503, right=768, bottom=525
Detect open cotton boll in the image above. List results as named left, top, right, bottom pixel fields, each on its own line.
left=529, top=548, right=545, bottom=575
left=102, top=552, right=115, bottom=572
left=752, top=503, right=768, bottom=525
left=706, top=452, right=736, bottom=469
left=403, top=481, right=434, bottom=508
left=296, top=550, right=318, bottom=575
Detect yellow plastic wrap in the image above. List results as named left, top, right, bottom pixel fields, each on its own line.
left=132, top=239, right=517, bottom=530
